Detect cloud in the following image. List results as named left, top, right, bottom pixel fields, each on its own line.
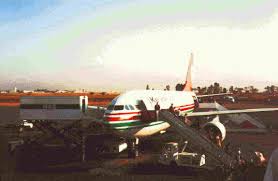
left=1, top=0, right=278, bottom=91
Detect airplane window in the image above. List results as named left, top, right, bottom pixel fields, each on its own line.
left=107, top=105, right=114, bottom=110
left=129, top=105, right=135, bottom=110
left=114, top=105, right=124, bottom=110
left=125, top=105, right=130, bottom=110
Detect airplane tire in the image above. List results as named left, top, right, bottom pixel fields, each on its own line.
left=127, top=140, right=137, bottom=158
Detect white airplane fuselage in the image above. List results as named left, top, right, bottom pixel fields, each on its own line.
left=103, top=90, right=198, bottom=138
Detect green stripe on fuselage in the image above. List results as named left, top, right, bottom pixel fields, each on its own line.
left=104, top=120, right=165, bottom=130
left=104, top=120, right=143, bottom=128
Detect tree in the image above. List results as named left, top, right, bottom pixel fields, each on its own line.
left=207, top=85, right=214, bottom=94
left=251, top=88, right=258, bottom=93
left=244, top=87, right=249, bottom=93
left=223, top=88, right=227, bottom=93
left=146, top=84, right=150, bottom=90
left=175, top=83, right=184, bottom=91
left=197, top=86, right=201, bottom=94
left=201, top=87, right=207, bottom=94
left=249, top=86, right=258, bottom=94
left=166, top=85, right=170, bottom=91
left=264, top=86, right=276, bottom=94
left=235, top=87, right=243, bottom=94
left=270, top=85, right=275, bottom=94
left=229, top=86, right=234, bottom=93
left=212, top=82, right=220, bottom=94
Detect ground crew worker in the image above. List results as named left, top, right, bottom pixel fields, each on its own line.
left=169, top=103, right=175, bottom=114
left=155, top=102, right=160, bottom=121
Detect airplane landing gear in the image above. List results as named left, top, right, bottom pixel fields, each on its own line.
left=127, top=138, right=139, bottom=158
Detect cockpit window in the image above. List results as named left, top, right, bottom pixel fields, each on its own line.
left=125, top=105, right=130, bottom=110
left=107, top=105, right=114, bottom=110
left=135, top=105, right=141, bottom=110
left=114, top=105, right=124, bottom=110
left=129, top=105, right=135, bottom=110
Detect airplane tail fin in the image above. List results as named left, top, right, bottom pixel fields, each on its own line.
left=183, top=53, right=193, bottom=91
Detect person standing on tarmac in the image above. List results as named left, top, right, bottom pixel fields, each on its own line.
left=155, top=102, right=160, bottom=121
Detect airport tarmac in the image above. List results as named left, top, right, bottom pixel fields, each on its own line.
left=0, top=101, right=277, bottom=180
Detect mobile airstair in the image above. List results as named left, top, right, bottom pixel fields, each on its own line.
left=159, top=110, right=237, bottom=169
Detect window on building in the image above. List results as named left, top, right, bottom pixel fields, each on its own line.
left=20, top=104, right=43, bottom=109
left=56, top=104, right=80, bottom=109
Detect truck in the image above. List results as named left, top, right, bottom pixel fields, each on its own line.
left=158, top=141, right=206, bottom=168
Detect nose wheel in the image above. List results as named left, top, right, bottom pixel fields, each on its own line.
left=127, top=138, right=139, bottom=158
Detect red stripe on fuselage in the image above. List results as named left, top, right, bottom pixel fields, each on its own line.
left=175, top=103, right=195, bottom=108
left=104, top=103, right=195, bottom=122
left=105, top=115, right=141, bottom=122
left=178, top=105, right=195, bottom=111
left=105, top=111, right=141, bottom=116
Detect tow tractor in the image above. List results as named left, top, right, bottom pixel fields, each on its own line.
left=158, top=141, right=206, bottom=168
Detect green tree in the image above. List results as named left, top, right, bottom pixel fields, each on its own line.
left=229, top=86, right=234, bottom=93
left=207, top=85, right=214, bottom=94
left=175, top=83, right=184, bottom=91
left=270, top=85, right=275, bottom=94
left=213, top=82, right=221, bottom=94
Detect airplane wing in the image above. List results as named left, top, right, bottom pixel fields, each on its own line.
left=196, top=93, right=232, bottom=98
left=87, top=106, right=107, bottom=111
left=186, top=108, right=278, bottom=117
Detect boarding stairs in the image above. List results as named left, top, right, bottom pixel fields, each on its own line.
left=159, top=110, right=237, bottom=169
left=32, top=120, right=83, bottom=147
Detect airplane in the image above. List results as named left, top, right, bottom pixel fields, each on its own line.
left=90, top=53, right=278, bottom=158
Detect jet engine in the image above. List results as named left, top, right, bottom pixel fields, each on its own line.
left=203, top=116, right=226, bottom=141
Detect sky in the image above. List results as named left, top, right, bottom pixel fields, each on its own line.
left=0, top=0, right=278, bottom=92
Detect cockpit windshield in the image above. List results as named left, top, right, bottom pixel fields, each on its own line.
left=107, top=105, right=124, bottom=111
left=114, top=105, right=124, bottom=110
